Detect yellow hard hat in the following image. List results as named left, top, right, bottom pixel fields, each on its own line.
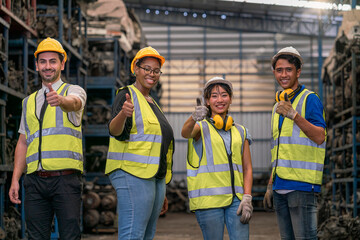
left=34, top=37, right=67, bottom=62
left=131, top=46, right=165, bottom=74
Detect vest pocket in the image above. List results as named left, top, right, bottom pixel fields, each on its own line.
left=127, top=141, right=152, bottom=156
left=146, top=117, right=158, bottom=123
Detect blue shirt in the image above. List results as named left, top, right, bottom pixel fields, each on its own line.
left=274, top=85, right=326, bottom=192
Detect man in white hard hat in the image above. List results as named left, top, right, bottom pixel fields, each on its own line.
left=9, top=37, right=86, bottom=240
left=263, top=46, right=326, bottom=239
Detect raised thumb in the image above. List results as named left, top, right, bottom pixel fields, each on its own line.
left=125, top=93, right=131, bottom=102
left=196, top=97, right=202, bottom=106
left=46, top=82, right=54, bottom=92
left=284, top=93, right=289, bottom=102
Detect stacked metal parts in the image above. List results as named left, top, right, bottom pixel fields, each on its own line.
left=320, top=10, right=360, bottom=239
left=83, top=180, right=117, bottom=233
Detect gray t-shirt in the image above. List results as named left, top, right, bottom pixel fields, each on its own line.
left=18, top=79, right=87, bottom=134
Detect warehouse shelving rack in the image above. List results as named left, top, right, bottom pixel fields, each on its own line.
left=84, top=37, right=121, bottom=140
left=81, top=36, right=132, bottom=232
left=84, top=37, right=130, bottom=174
left=324, top=38, right=360, bottom=218
left=0, top=0, right=38, bottom=238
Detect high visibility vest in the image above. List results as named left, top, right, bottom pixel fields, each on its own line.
left=24, top=83, right=83, bottom=174
left=271, top=88, right=326, bottom=185
left=105, top=85, right=174, bottom=184
left=187, top=120, right=246, bottom=211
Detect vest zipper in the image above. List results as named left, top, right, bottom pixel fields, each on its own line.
left=228, top=152, right=236, bottom=195
left=38, top=117, right=43, bottom=167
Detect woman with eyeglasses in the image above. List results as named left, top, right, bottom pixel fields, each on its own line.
left=105, top=46, right=174, bottom=240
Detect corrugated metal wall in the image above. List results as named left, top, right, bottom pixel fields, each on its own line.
left=165, top=112, right=272, bottom=181
left=142, top=22, right=335, bottom=113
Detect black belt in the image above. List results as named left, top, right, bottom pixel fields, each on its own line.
left=35, top=170, right=78, bottom=178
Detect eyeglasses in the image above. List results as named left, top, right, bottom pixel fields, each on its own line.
left=138, top=65, right=162, bottom=75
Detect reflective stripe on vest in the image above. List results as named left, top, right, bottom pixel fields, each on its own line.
left=105, top=85, right=173, bottom=183
left=188, top=186, right=245, bottom=199
left=24, top=83, right=83, bottom=173
left=187, top=121, right=245, bottom=211
left=270, top=89, right=326, bottom=184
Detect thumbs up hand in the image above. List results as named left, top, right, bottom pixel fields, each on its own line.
left=45, top=83, right=62, bottom=107
left=275, top=93, right=298, bottom=120
left=122, top=93, right=134, bottom=117
left=191, top=97, right=208, bottom=121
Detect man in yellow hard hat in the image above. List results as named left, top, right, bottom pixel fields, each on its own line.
left=9, top=37, right=86, bottom=240
left=263, top=46, right=326, bottom=239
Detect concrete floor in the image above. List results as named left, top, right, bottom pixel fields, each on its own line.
left=82, top=211, right=280, bottom=240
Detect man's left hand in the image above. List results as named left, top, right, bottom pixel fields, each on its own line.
left=275, top=93, right=298, bottom=120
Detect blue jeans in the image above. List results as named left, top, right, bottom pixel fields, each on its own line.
left=109, top=170, right=166, bottom=240
left=273, top=191, right=318, bottom=240
left=195, top=197, right=249, bottom=240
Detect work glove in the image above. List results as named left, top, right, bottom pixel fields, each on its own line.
left=237, top=194, right=253, bottom=224
left=263, top=184, right=273, bottom=211
left=275, top=93, right=298, bottom=120
left=191, top=97, right=208, bottom=121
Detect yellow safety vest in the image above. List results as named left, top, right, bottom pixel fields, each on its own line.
left=187, top=120, right=246, bottom=211
left=24, top=83, right=83, bottom=174
left=105, top=85, right=174, bottom=184
left=271, top=88, right=326, bottom=185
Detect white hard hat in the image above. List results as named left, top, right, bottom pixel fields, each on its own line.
left=204, top=76, right=233, bottom=91
left=271, top=46, right=303, bottom=69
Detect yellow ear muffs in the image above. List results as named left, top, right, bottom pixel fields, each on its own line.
left=275, top=85, right=302, bottom=102
left=275, top=88, right=297, bottom=102
left=275, top=88, right=293, bottom=102
left=224, top=115, right=233, bottom=131
left=212, top=115, right=233, bottom=131
left=213, top=114, right=224, bottom=130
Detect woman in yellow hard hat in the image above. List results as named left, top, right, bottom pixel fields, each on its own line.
left=181, top=77, right=253, bottom=240
left=105, top=46, right=174, bottom=239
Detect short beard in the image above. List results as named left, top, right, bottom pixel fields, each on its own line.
left=40, top=70, right=61, bottom=83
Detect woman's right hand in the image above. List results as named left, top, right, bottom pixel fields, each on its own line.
left=122, top=93, right=134, bottom=117
left=191, top=97, right=208, bottom=121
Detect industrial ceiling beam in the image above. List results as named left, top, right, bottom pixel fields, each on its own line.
left=125, top=3, right=341, bottom=38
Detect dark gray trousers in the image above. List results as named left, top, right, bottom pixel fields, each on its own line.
left=24, top=173, right=82, bottom=240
